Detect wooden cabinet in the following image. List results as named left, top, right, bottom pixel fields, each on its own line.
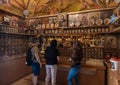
left=108, top=70, right=119, bottom=85
left=41, top=57, right=106, bottom=85
left=57, top=47, right=104, bottom=61
left=39, top=63, right=106, bottom=85
left=107, top=63, right=120, bottom=85
left=0, top=24, right=36, bottom=62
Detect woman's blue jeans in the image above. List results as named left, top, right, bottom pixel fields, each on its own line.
left=67, top=65, right=80, bottom=85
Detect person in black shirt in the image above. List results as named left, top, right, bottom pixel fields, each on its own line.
left=67, top=41, right=83, bottom=85
left=44, top=39, right=60, bottom=85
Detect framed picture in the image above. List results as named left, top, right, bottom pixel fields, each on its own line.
left=104, top=36, right=117, bottom=48
left=29, top=19, right=35, bottom=26
left=58, top=13, right=67, bottom=27
left=100, top=10, right=113, bottom=19
left=3, top=16, right=11, bottom=25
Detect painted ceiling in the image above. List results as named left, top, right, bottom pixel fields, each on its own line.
left=0, top=0, right=119, bottom=18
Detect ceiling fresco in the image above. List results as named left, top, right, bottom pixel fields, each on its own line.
left=0, top=0, right=119, bottom=18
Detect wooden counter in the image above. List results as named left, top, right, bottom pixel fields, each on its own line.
left=106, top=62, right=120, bottom=85
left=40, top=61, right=106, bottom=85
left=0, top=57, right=32, bottom=85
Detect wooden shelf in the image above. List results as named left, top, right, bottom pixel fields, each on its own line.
left=106, top=62, right=120, bottom=85
left=109, top=16, right=120, bottom=33
left=0, top=24, right=22, bottom=29
left=43, top=27, right=61, bottom=30
left=44, top=32, right=111, bottom=37
left=64, top=25, right=109, bottom=29
left=111, top=27, right=120, bottom=33
left=44, top=33, right=63, bottom=36
left=0, top=31, right=37, bottom=36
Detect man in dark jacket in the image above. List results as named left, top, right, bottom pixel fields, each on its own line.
left=67, top=41, right=83, bottom=85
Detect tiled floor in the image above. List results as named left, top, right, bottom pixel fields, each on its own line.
left=10, top=74, right=59, bottom=85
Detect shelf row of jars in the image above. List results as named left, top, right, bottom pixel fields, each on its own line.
left=43, top=27, right=109, bottom=34
left=0, top=25, right=26, bottom=34
left=35, top=23, right=59, bottom=29
left=0, top=25, right=42, bottom=35
left=33, top=21, right=110, bottom=29
left=0, top=24, right=110, bottom=36
left=63, top=28, right=109, bottom=34
left=44, top=29, right=62, bottom=34
left=25, top=28, right=49, bottom=35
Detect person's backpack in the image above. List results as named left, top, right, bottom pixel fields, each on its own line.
left=26, top=46, right=33, bottom=66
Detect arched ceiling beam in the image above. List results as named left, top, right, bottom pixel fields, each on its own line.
left=21, top=0, right=26, bottom=9
left=14, top=0, right=24, bottom=10
left=26, top=0, right=30, bottom=10
left=9, top=1, right=23, bottom=12
left=34, top=0, right=40, bottom=13
left=34, top=0, right=50, bottom=14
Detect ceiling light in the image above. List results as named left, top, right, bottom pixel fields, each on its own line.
left=23, top=10, right=29, bottom=18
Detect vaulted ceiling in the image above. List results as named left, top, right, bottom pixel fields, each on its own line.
left=0, top=0, right=119, bottom=18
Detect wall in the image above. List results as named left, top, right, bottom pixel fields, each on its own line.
left=118, top=35, right=120, bottom=56
left=0, top=57, right=32, bottom=85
